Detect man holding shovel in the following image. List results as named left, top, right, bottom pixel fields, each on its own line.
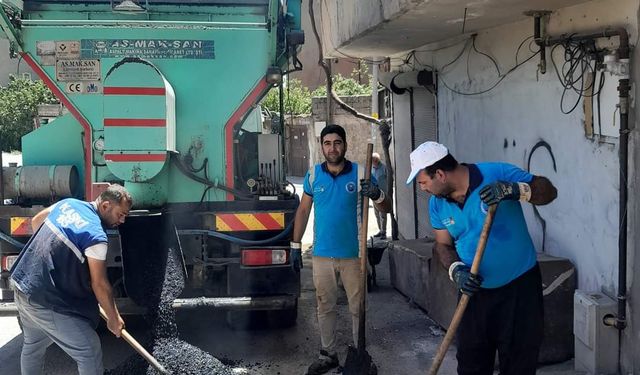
left=406, top=142, right=557, bottom=375
left=10, top=184, right=132, bottom=375
left=292, top=124, right=391, bottom=375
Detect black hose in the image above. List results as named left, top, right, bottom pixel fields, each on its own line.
left=0, top=231, right=25, bottom=249
left=171, top=154, right=252, bottom=200
left=179, top=220, right=293, bottom=247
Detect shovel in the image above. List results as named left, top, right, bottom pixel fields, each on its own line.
left=343, top=143, right=377, bottom=375
left=99, top=306, right=170, bottom=375
left=427, top=204, right=498, bottom=375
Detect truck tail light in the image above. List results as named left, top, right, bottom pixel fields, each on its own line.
left=241, top=249, right=287, bottom=266
left=1, top=255, right=19, bottom=272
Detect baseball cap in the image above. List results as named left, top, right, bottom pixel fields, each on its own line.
left=406, top=141, right=449, bottom=184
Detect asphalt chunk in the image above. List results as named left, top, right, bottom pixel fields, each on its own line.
left=109, top=230, right=232, bottom=374
left=148, top=338, right=233, bottom=375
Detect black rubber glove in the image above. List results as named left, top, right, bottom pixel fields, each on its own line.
left=452, top=264, right=483, bottom=296
left=479, top=181, right=520, bottom=206
left=290, top=248, right=303, bottom=271
left=360, top=179, right=381, bottom=201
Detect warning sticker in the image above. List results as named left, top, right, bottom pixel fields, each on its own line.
left=64, top=81, right=103, bottom=94
left=55, top=59, right=101, bottom=81
left=55, top=41, right=80, bottom=59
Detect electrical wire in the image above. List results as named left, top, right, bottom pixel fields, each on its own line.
left=549, top=37, right=605, bottom=114
left=438, top=37, right=540, bottom=96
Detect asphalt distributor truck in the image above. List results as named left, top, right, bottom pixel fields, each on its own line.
left=0, top=0, right=304, bottom=329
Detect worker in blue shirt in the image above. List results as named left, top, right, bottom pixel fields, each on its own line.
left=292, top=124, right=391, bottom=375
left=10, top=184, right=132, bottom=375
left=406, top=141, right=557, bottom=375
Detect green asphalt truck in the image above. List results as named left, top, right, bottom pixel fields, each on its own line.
left=0, top=0, right=304, bottom=328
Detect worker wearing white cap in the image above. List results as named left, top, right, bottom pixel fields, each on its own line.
left=407, top=141, right=557, bottom=375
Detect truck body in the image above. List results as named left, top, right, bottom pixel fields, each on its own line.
left=0, top=0, right=304, bottom=326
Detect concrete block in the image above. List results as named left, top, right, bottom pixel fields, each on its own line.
left=388, top=239, right=432, bottom=310
left=388, top=240, right=576, bottom=364
left=538, top=254, right=576, bottom=364
left=427, top=248, right=458, bottom=328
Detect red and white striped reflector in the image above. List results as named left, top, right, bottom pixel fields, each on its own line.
left=241, top=249, right=287, bottom=266
left=1, top=255, right=19, bottom=272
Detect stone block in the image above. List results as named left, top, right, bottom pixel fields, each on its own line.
left=538, top=254, right=576, bottom=364
left=388, top=239, right=432, bottom=310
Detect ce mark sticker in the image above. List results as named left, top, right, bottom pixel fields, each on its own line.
left=64, top=81, right=102, bottom=94
left=67, top=82, right=82, bottom=93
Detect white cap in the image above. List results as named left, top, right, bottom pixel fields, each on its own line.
left=406, top=141, right=449, bottom=184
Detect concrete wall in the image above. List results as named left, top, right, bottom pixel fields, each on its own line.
left=289, top=0, right=364, bottom=91
left=311, top=95, right=386, bottom=168
left=390, top=0, right=638, bottom=370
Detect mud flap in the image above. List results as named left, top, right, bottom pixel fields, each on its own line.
left=119, top=214, right=187, bottom=308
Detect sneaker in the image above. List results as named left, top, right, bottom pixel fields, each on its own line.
left=306, top=350, right=339, bottom=375
left=373, top=232, right=384, bottom=238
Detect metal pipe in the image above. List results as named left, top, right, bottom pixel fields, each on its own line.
left=543, top=27, right=629, bottom=333
left=172, top=295, right=297, bottom=310
left=533, top=15, right=547, bottom=74
left=371, top=59, right=380, bottom=119
left=541, top=27, right=629, bottom=372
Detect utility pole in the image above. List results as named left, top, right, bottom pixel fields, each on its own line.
left=370, top=57, right=381, bottom=142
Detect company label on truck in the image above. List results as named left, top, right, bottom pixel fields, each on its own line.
left=81, top=39, right=215, bottom=59
left=55, top=59, right=101, bottom=81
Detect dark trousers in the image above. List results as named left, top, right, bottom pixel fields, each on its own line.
left=456, top=264, right=544, bottom=375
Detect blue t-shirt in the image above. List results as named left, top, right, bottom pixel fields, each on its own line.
left=429, top=163, right=536, bottom=288
left=304, top=161, right=376, bottom=258
left=11, top=199, right=108, bottom=325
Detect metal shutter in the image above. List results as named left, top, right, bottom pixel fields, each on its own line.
left=411, top=88, right=437, bottom=239
left=391, top=91, right=416, bottom=240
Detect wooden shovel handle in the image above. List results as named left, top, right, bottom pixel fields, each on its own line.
left=99, top=306, right=170, bottom=374
left=357, top=143, right=374, bottom=350
left=427, top=204, right=497, bottom=375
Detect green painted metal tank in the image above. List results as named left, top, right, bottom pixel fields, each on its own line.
left=0, top=0, right=303, bottom=208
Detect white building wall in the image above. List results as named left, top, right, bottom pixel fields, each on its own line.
left=392, top=0, right=639, bottom=370
left=401, top=0, right=637, bottom=296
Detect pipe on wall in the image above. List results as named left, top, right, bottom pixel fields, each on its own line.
left=379, top=70, right=434, bottom=95
left=541, top=26, right=630, bottom=371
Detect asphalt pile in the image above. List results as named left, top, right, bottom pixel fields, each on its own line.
left=108, top=246, right=232, bottom=375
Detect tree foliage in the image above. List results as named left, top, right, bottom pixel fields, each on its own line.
left=262, top=78, right=312, bottom=116
left=0, top=76, right=56, bottom=151
left=311, top=66, right=372, bottom=97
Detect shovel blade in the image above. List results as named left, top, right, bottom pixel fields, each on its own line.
left=343, top=346, right=377, bottom=375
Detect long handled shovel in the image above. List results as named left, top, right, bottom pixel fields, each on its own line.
left=343, top=143, right=377, bottom=375
left=427, top=204, right=498, bottom=375
left=99, top=306, right=170, bottom=375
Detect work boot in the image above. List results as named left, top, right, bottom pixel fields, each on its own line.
left=306, top=350, right=339, bottom=375
left=373, top=232, right=386, bottom=239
